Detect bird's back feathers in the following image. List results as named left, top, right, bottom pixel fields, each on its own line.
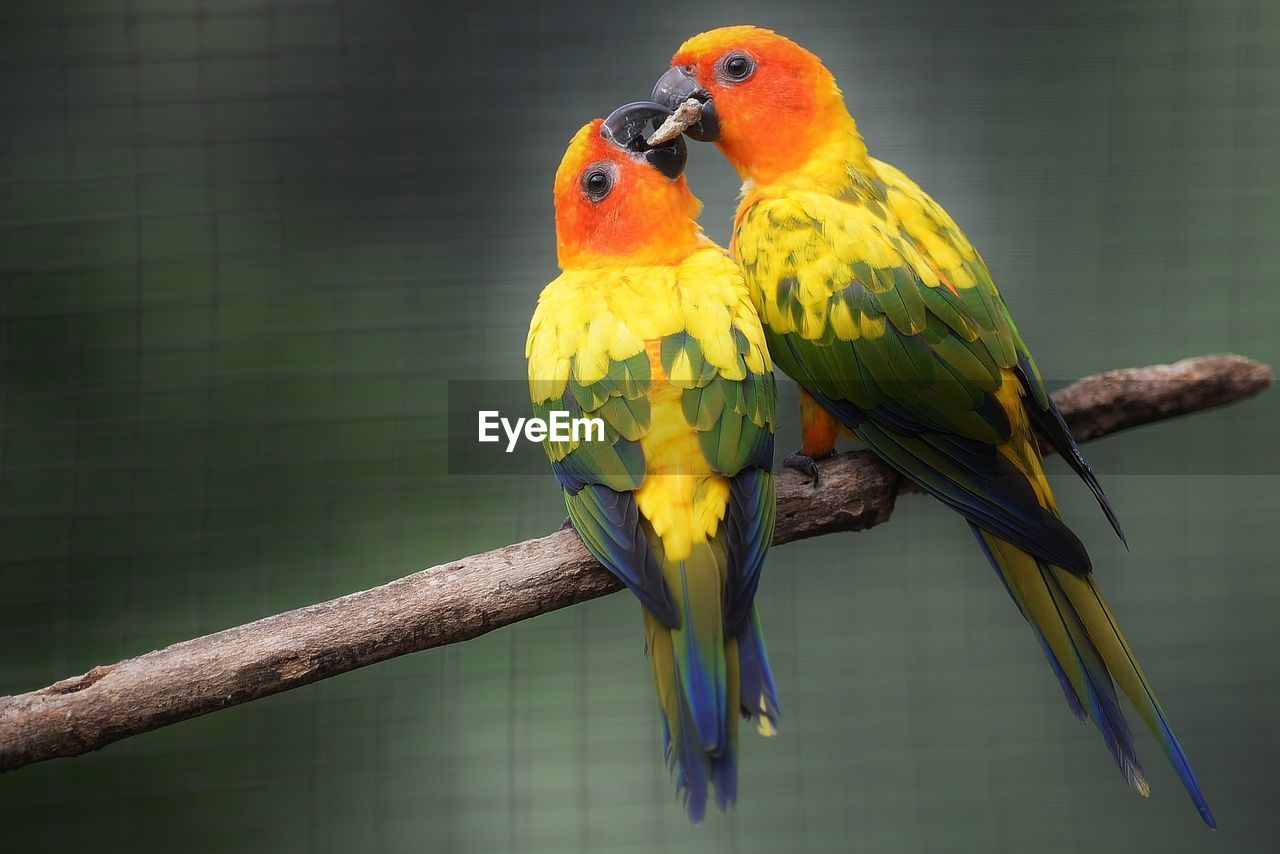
left=733, top=136, right=1212, bottom=824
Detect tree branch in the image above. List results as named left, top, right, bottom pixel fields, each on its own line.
left=0, top=354, right=1270, bottom=773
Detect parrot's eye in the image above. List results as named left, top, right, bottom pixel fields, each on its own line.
left=581, top=163, right=615, bottom=202
left=720, top=52, right=755, bottom=83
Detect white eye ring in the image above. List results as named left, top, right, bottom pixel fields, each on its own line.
left=719, top=52, right=755, bottom=83
left=581, top=161, right=616, bottom=202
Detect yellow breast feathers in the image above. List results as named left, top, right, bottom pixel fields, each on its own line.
left=527, top=247, right=772, bottom=560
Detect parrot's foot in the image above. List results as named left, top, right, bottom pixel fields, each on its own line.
left=783, top=450, right=836, bottom=486
left=559, top=515, right=574, bottom=531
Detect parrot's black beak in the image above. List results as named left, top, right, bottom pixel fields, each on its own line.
left=651, top=66, right=719, bottom=142
left=600, top=101, right=688, bottom=179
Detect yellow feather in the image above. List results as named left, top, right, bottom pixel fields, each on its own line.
left=858, top=312, right=886, bottom=339
left=994, top=370, right=1057, bottom=511
left=668, top=350, right=694, bottom=386
left=829, top=299, right=860, bottom=340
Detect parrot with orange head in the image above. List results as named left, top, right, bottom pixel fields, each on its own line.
left=526, top=102, right=780, bottom=820
left=651, top=26, right=1215, bottom=826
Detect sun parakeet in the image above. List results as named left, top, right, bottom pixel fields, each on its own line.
left=651, top=26, right=1215, bottom=826
left=525, top=102, right=781, bottom=820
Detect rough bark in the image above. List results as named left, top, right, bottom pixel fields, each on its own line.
left=0, top=353, right=1270, bottom=773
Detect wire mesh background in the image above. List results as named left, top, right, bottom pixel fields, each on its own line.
left=1, top=0, right=1278, bottom=851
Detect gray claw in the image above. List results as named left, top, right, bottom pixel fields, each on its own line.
left=784, top=451, right=822, bottom=486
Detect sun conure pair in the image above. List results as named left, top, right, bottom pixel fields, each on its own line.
left=528, top=26, right=1214, bottom=827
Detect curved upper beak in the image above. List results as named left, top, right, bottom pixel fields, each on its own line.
left=600, top=101, right=688, bottom=179
left=651, top=66, right=720, bottom=142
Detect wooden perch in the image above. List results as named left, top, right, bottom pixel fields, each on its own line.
left=0, top=354, right=1270, bottom=773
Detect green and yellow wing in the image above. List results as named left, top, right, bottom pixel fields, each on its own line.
left=527, top=280, right=672, bottom=621
left=737, top=174, right=1119, bottom=570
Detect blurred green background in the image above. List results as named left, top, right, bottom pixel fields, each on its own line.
left=1, top=0, right=1277, bottom=851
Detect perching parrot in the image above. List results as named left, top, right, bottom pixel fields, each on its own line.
left=526, top=102, right=781, bottom=820
left=651, top=26, right=1215, bottom=826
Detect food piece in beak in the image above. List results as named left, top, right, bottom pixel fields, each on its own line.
left=647, top=98, right=704, bottom=147
left=601, top=101, right=688, bottom=179
left=651, top=66, right=720, bottom=141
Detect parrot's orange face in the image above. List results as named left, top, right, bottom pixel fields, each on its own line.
left=554, top=103, right=702, bottom=268
left=652, top=26, right=846, bottom=183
